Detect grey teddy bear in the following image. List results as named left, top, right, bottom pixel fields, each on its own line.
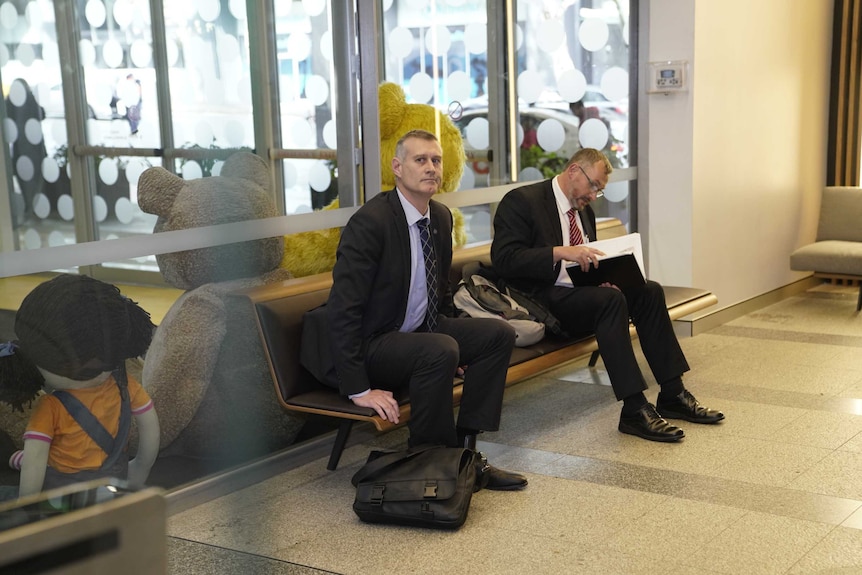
left=137, top=152, right=304, bottom=463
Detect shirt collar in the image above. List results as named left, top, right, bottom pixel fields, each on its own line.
left=552, top=175, right=573, bottom=214
left=396, top=187, right=428, bottom=226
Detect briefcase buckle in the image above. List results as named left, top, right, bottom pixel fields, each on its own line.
left=371, top=484, right=385, bottom=504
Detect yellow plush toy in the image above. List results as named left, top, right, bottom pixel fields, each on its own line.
left=282, top=82, right=467, bottom=277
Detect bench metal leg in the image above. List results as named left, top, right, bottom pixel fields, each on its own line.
left=327, top=420, right=354, bottom=471
left=857, top=285, right=862, bottom=312
left=588, top=350, right=601, bottom=367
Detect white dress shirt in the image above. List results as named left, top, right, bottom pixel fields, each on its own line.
left=552, top=176, right=590, bottom=287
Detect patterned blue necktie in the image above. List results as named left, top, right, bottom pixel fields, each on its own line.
left=417, top=219, right=439, bottom=332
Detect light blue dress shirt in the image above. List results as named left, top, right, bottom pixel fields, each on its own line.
left=397, top=188, right=430, bottom=334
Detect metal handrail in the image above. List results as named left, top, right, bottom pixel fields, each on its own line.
left=72, top=144, right=491, bottom=163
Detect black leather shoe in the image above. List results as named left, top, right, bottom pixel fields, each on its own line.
left=619, top=404, right=685, bottom=442
left=475, top=452, right=528, bottom=491
left=657, top=390, right=725, bottom=424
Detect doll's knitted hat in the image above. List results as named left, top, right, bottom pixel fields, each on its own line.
left=13, top=274, right=155, bottom=381
left=0, top=274, right=155, bottom=410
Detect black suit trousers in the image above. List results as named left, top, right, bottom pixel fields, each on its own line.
left=365, top=316, right=515, bottom=447
left=546, top=280, right=689, bottom=400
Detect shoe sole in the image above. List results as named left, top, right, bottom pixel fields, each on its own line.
left=618, top=422, right=685, bottom=442
left=658, top=409, right=725, bottom=424
left=484, top=482, right=529, bottom=491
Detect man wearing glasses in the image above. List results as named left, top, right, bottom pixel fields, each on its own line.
left=491, top=148, right=724, bottom=442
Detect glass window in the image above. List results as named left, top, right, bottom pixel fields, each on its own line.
left=382, top=0, right=487, bottom=191
left=516, top=0, right=632, bottom=224
left=381, top=0, right=492, bottom=243
left=163, top=0, right=254, bottom=176
left=1, top=0, right=67, bottom=251
left=2, top=0, right=636, bottom=273
left=275, top=1, right=337, bottom=215
left=76, top=0, right=162, bottom=271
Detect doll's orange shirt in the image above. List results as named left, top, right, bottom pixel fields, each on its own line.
left=23, top=375, right=154, bottom=474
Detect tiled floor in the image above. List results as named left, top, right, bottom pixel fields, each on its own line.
left=166, top=284, right=862, bottom=575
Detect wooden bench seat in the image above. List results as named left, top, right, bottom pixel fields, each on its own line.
left=238, top=245, right=717, bottom=470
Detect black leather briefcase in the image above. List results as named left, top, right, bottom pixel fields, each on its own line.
left=351, top=445, right=478, bottom=530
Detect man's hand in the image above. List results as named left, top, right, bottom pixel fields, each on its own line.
left=351, top=389, right=400, bottom=424
left=598, top=282, right=621, bottom=291
left=554, top=245, right=605, bottom=269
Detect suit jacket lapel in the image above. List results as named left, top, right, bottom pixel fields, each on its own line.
left=385, top=189, right=413, bottom=290
left=541, top=180, right=564, bottom=246
left=582, top=206, right=596, bottom=242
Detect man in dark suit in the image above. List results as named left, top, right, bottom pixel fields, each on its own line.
left=491, top=148, right=724, bottom=442
left=327, top=129, right=526, bottom=490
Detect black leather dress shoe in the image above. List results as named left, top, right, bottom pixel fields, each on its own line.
left=618, top=404, right=685, bottom=442
left=475, top=453, right=528, bottom=491
left=657, top=390, right=725, bottom=424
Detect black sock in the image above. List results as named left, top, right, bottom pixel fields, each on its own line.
left=621, top=392, right=648, bottom=416
left=658, top=377, right=684, bottom=401
left=456, top=427, right=479, bottom=448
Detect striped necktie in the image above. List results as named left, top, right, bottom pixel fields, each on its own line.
left=417, top=219, right=439, bottom=332
left=567, top=208, right=584, bottom=246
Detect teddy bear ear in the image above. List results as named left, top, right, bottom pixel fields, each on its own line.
left=137, top=167, right=185, bottom=217
left=378, top=82, right=408, bottom=139
left=219, top=152, right=269, bottom=191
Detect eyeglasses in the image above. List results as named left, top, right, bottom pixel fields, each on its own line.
left=574, top=164, right=604, bottom=198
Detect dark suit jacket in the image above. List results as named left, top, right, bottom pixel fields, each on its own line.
left=325, top=189, right=454, bottom=396
left=491, top=179, right=596, bottom=298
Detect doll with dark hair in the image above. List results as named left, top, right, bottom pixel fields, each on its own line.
left=0, top=274, right=160, bottom=499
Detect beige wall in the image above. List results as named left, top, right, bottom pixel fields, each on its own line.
left=644, top=0, right=833, bottom=309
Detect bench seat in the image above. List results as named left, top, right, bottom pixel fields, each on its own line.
left=238, top=243, right=717, bottom=470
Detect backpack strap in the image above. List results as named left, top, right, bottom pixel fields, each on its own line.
left=461, top=260, right=483, bottom=284
left=52, top=367, right=131, bottom=470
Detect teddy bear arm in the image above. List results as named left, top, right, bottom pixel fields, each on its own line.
left=127, top=408, right=160, bottom=488
left=142, top=287, right=227, bottom=449
left=18, top=438, right=49, bottom=497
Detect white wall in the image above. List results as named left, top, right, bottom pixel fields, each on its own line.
left=643, top=0, right=833, bottom=309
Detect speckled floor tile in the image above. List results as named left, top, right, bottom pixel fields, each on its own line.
left=694, top=337, right=847, bottom=368
left=841, top=430, right=862, bottom=453
left=765, top=410, right=862, bottom=449
left=168, top=458, right=359, bottom=553
left=709, top=438, right=832, bottom=488
left=787, top=526, right=862, bottom=573
left=842, top=505, right=862, bottom=529
left=167, top=538, right=330, bottom=575
left=273, top=521, right=725, bottom=575
left=695, top=356, right=860, bottom=396
left=682, top=511, right=835, bottom=575
left=790, top=450, right=862, bottom=500
left=601, top=496, right=746, bottom=561
left=826, top=346, right=862, bottom=371
left=467, top=474, right=668, bottom=543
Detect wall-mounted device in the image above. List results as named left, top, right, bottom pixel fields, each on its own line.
left=648, top=60, right=687, bottom=94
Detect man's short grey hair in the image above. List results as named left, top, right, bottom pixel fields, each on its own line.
left=395, top=129, right=440, bottom=159
left=565, top=148, right=613, bottom=176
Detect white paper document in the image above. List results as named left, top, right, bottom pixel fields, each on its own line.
left=567, top=232, right=645, bottom=277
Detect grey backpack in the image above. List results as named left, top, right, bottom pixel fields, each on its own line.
left=453, top=267, right=545, bottom=347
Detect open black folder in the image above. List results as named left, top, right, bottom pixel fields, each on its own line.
left=566, top=253, right=645, bottom=292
